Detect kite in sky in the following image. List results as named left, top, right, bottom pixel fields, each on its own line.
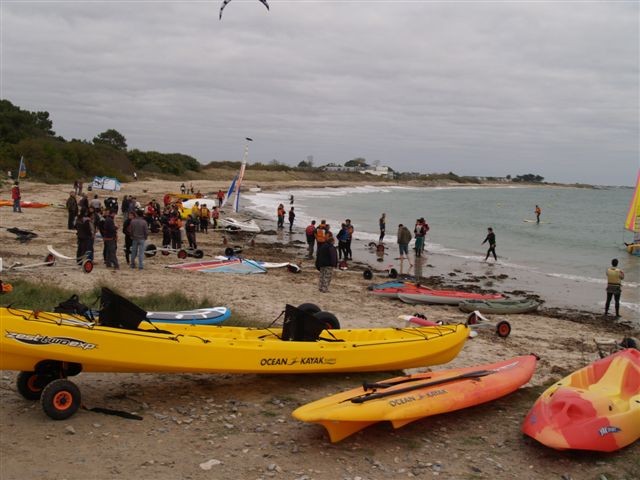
left=219, top=0, right=270, bottom=20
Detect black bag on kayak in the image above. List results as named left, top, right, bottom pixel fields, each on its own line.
left=54, top=294, right=92, bottom=319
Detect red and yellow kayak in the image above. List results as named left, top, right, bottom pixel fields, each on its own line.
left=293, top=354, right=538, bottom=442
left=522, top=348, right=640, bottom=452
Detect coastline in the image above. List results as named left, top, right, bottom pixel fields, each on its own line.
left=0, top=179, right=638, bottom=480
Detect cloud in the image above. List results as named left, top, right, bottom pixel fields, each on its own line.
left=1, top=1, right=637, bottom=185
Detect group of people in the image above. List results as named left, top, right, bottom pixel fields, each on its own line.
left=65, top=191, right=148, bottom=270
left=276, top=204, right=296, bottom=232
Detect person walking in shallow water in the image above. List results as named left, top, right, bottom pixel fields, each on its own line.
left=605, top=258, right=624, bottom=318
left=535, top=205, right=542, bottom=224
left=482, top=227, right=497, bottom=262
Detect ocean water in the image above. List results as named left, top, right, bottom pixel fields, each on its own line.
left=245, top=185, right=639, bottom=315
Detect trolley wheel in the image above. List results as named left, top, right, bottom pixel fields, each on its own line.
left=177, top=249, right=188, bottom=259
left=388, top=268, right=398, bottom=279
left=82, top=260, right=94, bottom=273
left=363, top=269, right=373, bottom=280
left=44, top=254, right=55, bottom=266
left=40, top=379, right=81, bottom=420
left=17, top=371, right=51, bottom=401
left=224, top=247, right=235, bottom=257
left=496, top=320, right=511, bottom=338
left=313, top=311, right=341, bottom=330
left=193, top=249, right=204, bottom=259
left=145, top=244, right=157, bottom=257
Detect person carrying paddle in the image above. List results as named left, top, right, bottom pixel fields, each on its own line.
left=379, top=213, right=386, bottom=243
left=535, top=205, right=542, bottom=224
left=482, top=227, right=497, bottom=262
left=605, top=258, right=624, bottom=318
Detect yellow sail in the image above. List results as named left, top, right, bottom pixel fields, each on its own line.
left=625, top=170, right=640, bottom=232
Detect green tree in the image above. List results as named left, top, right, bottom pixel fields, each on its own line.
left=93, top=129, right=127, bottom=150
left=345, top=158, right=368, bottom=168
left=0, top=99, right=56, bottom=143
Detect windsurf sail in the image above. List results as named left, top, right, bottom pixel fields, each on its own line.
left=625, top=170, right=640, bottom=233
left=234, top=161, right=246, bottom=212
left=222, top=175, right=238, bottom=208
left=167, top=258, right=267, bottom=274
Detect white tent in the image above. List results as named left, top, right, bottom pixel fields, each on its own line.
left=92, top=176, right=121, bottom=191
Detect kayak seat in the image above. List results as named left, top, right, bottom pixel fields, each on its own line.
left=282, top=304, right=327, bottom=342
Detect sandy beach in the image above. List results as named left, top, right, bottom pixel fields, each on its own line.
left=1, top=178, right=638, bottom=480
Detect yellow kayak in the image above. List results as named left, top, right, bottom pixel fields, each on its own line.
left=1, top=305, right=469, bottom=372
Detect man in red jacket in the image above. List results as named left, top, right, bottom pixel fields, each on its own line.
left=11, top=182, right=21, bottom=213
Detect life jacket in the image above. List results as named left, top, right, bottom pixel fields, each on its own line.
left=315, top=225, right=327, bottom=243
left=200, top=207, right=210, bottom=219
left=606, top=267, right=623, bottom=285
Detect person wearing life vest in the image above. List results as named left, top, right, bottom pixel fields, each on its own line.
left=535, top=205, right=542, bottom=224
left=344, top=219, right=354, bottom=260
left=211, top=206, right=220, bottom=229
left=605, top=258, right=625, bottom=318
left=414, top=218, right=429, bottom=257
left=277, top=204, right=286, bottom=229
left=305, top=220, right=317, bottom=258
left=315, top=220, right=328, bottom=245
left=199, top=203, right=210, bottom=234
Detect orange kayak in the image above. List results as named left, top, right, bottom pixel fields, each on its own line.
left=522, top=348, right=640, bottom=452
left=293, top=354, right=538, bottom=442
left=0, top=200, right=50, bottom=208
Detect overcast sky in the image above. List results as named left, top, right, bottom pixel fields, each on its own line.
left=1, top=1, right=638, bottom=185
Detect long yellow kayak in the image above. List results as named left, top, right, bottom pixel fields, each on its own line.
left=0, top=307, right=469, bottom=375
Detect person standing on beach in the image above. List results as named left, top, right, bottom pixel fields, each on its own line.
left=277, top=204, right=285, bottom=229
left=66, top=192, right=78, bottom=230
left=199, top=203, right=210, bottom=234
left=345, top=219, right=354, bottom=260
left=336, top=223, right=349, bottom=260
left=216, top=190, right=225, bottom=208
left=315, top=220, right=328, bottom=245
left=535, top=205, right=542, bottom=224
left=123, top=211, right=134, bottom=264
left=482, top=227, right=497, bottom=262
left=288, top=207, right=295, bottom=232
left=305, top=220, right=316, bottom=258
left=605, top=258, right=624, bottom=318
left=11, top=182, right=21, bottom=213
left=130, top=210, right=149, bottom=270
left=316, top=234, right=338, bottom=293
left=397, top=224, right=412, bottom=259
left=414, top=218, right=429, bottom=257
left=102, top=210, right=119, bottom=270
left=379, top=213, right=386, bottom=243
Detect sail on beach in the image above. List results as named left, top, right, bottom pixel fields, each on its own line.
left=624, top=170, right=640, bottom=255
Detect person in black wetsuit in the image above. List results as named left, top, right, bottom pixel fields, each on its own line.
left=482, top=227, right=497, bottom=262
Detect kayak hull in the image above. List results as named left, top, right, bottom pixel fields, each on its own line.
left=458, top=299, right=539, bottom=314
left=522, top=349, right=640, bottom=452
left=293, top=355, right=538, bottom=442
left=0, top=308, right=469, bottom=375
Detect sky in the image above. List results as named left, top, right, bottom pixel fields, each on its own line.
left=1, top=1, right=638, bottom=186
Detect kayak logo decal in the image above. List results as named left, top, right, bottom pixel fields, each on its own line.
left=260, top=356, right=336, bottom=367
left=389, top=389, right=447, bottom=407
left=5, top=331, right=97, bottom=350
left=598, top=426, right=621, bottom=437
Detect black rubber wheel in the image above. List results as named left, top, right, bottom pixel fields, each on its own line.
left=145, top=244, right=157, bottom=257
left=368, top=242, right=377, bottom=248
left=363, top=269, right=373, bottom=280
left=313, top=311, right=340, bottom=330
left=17, top=371, right=49, bottom=401
left=388, top=268, right=398, bottom=279
left=193, top=249, right=204, bottom=259
left=287, top=264, right=301, bottom=273
left=297, top=303, right=321, bottom=315
left=224, top=247, right=234, bottom=257
left=177, top=249, right=188, bottom=259
left=44, top=254, right=55, bottom=266
left=82, top=260, right=94, bottom=273
left=40, top=379, right=81, bottom=420
left=496, top=320, right=511, bottom=338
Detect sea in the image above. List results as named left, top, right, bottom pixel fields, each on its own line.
left=244, top=185, right=640, bottom=318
